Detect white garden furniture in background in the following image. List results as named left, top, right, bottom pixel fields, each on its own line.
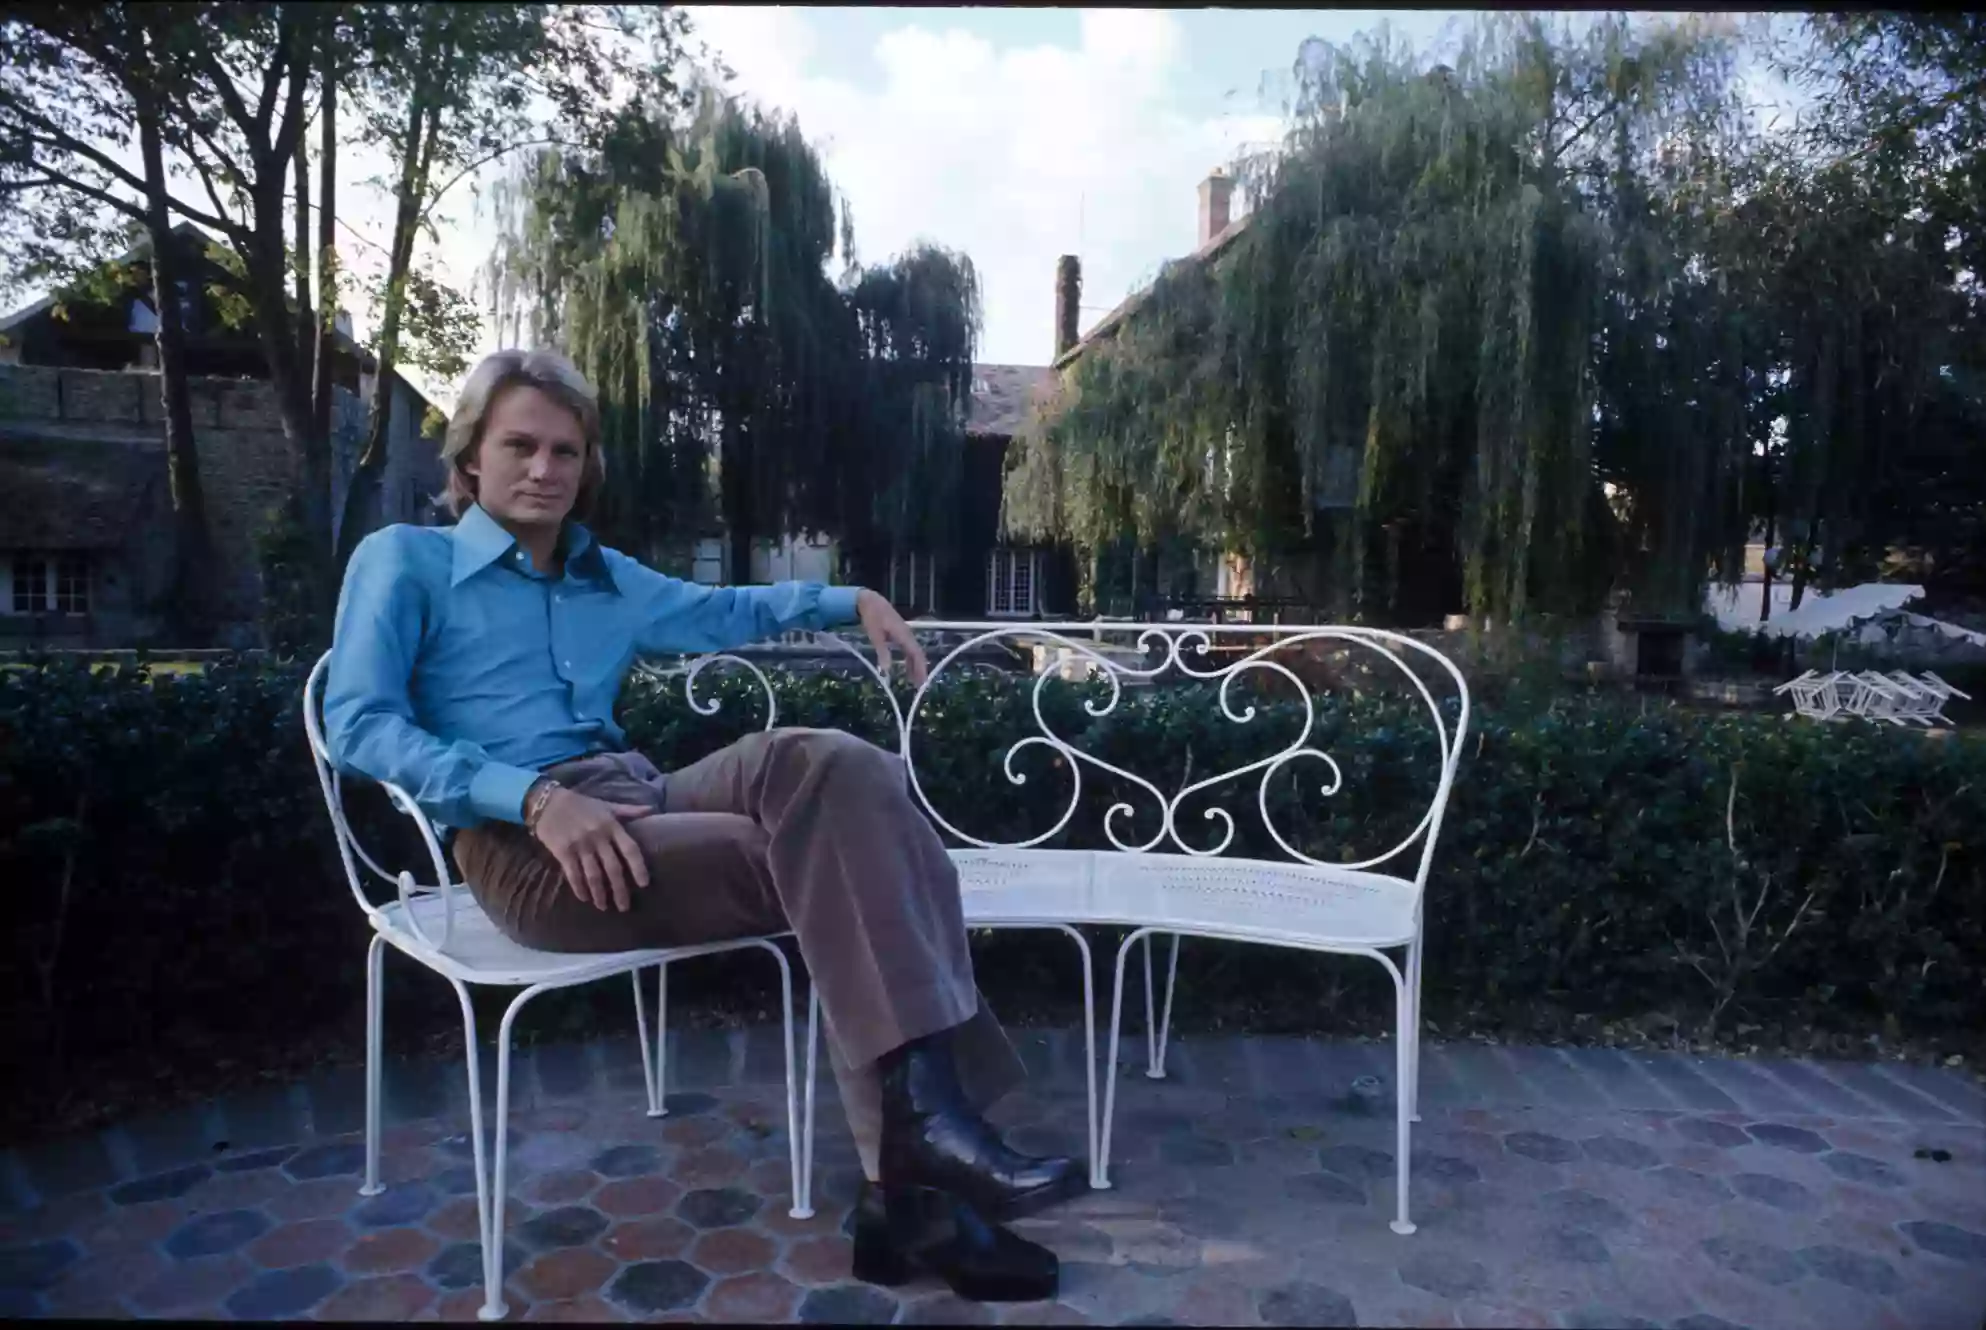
left=662, top=621, right=1471, bottom=1237
left=302, top=655, right=816, bottom=1323
left=1775, top=667, right=1970, bottom=726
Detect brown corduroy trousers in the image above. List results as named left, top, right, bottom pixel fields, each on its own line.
left=452, top=727, right=1025, bottom=1176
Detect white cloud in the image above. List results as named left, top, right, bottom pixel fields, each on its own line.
left=680, top=6, right=1282, bottom=365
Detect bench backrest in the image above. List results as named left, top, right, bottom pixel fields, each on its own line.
left=664, top=621, right=1470, bottom=892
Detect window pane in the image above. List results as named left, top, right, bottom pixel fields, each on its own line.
left=55, top=555, right=88, bottom=613
left=987, top=550, right=1011, bottom=615
left=13, top=558, right=48, bottom=614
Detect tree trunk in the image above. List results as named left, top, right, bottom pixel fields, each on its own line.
left=336, top=32, right=446, bottom=576
left=1789, top=540, right=1813, bottom=613
left=136, top=80, right=217, bottom=646
left=246, top=224, right=331, bottom=607
left=310, top=31, right=338, bottom=487
left=293, top=121, right=312, bottom=377
left=1757, top=511, right=1775, bottom=625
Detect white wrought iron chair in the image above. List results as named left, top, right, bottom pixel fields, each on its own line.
left=741, top=622, right=1467, bottom=1237
left=302, top=653, right=815, bottom=1322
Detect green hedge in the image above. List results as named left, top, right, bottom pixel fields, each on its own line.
left=3, top=654, right=1982, bottom=1130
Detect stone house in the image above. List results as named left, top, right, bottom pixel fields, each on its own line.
left=1029, top=169, right=1287, bottom=619
left=0, top=223, right=444, bottom=649
left=690, top=364, right=1072, bottom=621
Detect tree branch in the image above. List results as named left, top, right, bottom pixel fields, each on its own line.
left=416, top=135, right=584, bottom=228
left=179, top=138, right=248, bottom=242
left=0, top=95, right=152, bottom=201
left=189, top=43, right=259, bottom=148
left=0, top=170, right=143, bottom=222
left=7, top=115, right=240, bottom=238
left=268, top=11, right=311, bottom=174
left=1550, top=95, right=1623, bottom=165
left=252, top=15, right=292, bottom=144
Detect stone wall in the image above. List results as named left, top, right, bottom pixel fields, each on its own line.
left=0, top=363, right=446, bottom=648
left=0, top=364, right=295, bottom=645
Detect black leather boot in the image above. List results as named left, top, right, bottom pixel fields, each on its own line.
left=850, top=1181, right=1059, bottom=1303
left=877, top=1025, right=1084, bottom=1220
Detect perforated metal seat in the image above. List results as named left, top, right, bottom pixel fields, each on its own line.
left=957, top=848, right=1419, bottom=948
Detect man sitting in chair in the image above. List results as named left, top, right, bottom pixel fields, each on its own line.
left=324, top=348, right=1076, bottom=1302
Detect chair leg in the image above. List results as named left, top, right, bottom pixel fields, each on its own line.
left=654, top=963, right=670, bottom=1113
left=1389, top=961, right=1416, bottom=1237
left=445, top=981, right=508, bottom=1321
left=1405, top=935, right=1424, bottom=1124
left=754, top=942, right=809, bottom=1222
left=633, top=964, right=672, bottom=1119
left=798, top=989, right=820, bottom=1220
left=361, top=934, right=386, bottom=1197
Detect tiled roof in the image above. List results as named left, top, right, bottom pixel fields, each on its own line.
left=0, top=426, right=165, bottom=549
left=966, top=363, right=1055, bottom=438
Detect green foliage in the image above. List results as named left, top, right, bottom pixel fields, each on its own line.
left=484, top=88, right=982, bottom=566
left=251, top=495, right=331, bottom=656
left=4, top=655, right=1979, bottom=1110
left=1008, top=13, right=1986, bottom=624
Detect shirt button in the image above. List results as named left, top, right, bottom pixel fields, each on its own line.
left=564, top=660, right=573, bottom=669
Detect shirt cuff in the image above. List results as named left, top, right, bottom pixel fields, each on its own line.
left=818, top=585, right=864, bottom=627
left=469, top=761, right=544, bottom=826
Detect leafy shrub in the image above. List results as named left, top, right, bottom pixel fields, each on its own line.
left=2, top=653, right=1982, bottom=1134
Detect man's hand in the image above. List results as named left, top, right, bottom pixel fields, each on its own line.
left=856, top=588, right=930, bottom=686
left=531, top=788, right=651, bottom=912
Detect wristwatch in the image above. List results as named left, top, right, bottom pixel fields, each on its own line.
left=523, top=777, right=564, bottom=834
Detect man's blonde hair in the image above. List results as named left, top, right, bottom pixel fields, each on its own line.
left=440, top=348, right=606, bottom=520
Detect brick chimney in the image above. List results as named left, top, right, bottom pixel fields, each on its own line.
left=1054, top=255, right=1082, bottom=359
left=1197, top=168, right=1234, bottom=248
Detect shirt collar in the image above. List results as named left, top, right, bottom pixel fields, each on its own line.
left=449, top=503, right=619, bottom=592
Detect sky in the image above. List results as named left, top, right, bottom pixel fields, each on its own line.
left=2, top=9, right=1805, bottom=407
left=449, top=6, right=1802, bottom=390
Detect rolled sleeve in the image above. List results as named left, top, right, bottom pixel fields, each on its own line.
left=817, top=585, right=864, bottom=627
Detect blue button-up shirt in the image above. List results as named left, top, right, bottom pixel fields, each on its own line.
left=323, top=503, right=862, bottom=830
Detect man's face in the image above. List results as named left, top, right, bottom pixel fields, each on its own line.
left=464, top=383, right=589, bottom=532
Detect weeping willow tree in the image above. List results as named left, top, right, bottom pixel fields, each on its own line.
left=1007, top=15, right=1764, bottom=625
left=484, top=89, right=980, bottom=579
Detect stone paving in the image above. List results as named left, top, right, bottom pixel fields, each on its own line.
left=3, top=1026, right=1983, bottom=1327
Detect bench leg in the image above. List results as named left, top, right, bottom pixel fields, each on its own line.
left=360, top=934, right=386, bottom=1197
left=1143, top=934, right=1181, bottom=1080
left=1101, top=928, right=1162, bottom=1188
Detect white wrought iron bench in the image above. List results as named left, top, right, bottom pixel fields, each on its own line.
left=301, top=655, right=816, bottom=1322
left=662, top=621, right=1470, bottom=1237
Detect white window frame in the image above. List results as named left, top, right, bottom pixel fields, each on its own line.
left=887, top=549, right=940, bottom=613
left=986, top=547, right=1041, bottom=618
left=4, top=551, right=92, bottom=616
